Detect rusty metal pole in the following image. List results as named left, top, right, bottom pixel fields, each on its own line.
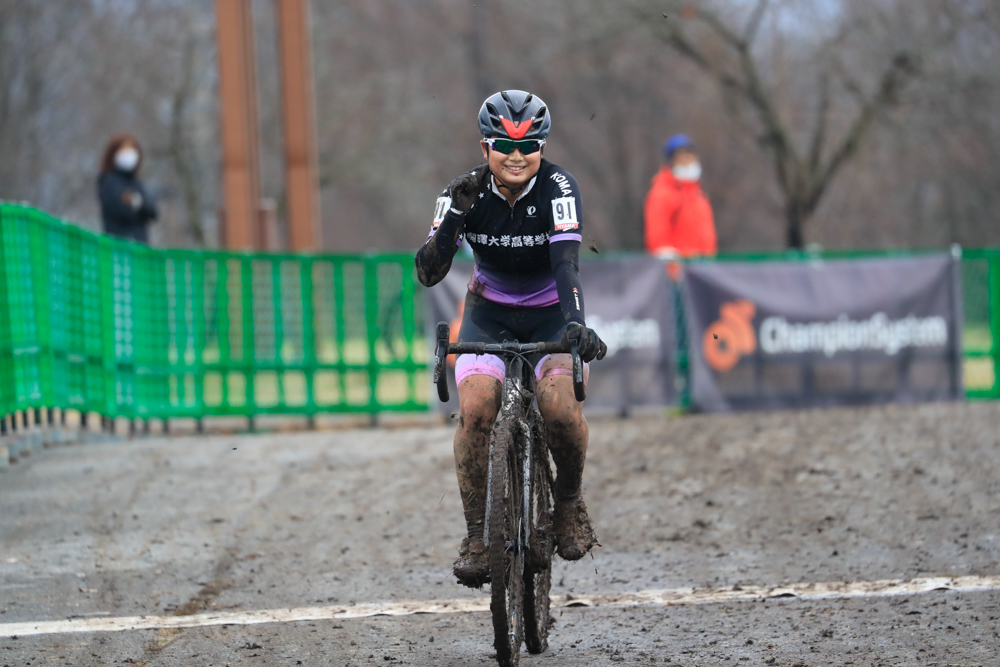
left=216, top=0, right=262, bottom=249
left=276, top=0, right=322, bottom=251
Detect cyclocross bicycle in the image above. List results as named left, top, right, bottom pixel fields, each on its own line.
left=434, top=322, right=590, bottom=666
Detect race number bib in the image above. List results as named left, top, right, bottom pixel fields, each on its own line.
left=551, top=196, right=579, bottom=231
left=432, top=196, right=452, bottom=229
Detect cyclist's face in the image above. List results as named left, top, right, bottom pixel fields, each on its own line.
left=481, top=140, right=542, bottom=190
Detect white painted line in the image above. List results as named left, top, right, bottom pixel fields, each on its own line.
left=1, top=574, right=997, bottom=638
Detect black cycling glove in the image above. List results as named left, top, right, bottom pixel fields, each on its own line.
left=562, top=322, right=607, bottom=363
left=448, top=164, right=489, bottom=214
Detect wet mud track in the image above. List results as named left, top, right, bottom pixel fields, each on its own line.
left=2, top=401, right=999, bottom=665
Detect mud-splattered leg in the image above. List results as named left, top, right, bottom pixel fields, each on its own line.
left=537, top=367, right=596, bottom=560
left=454, top=375, right=502, bottom=541
left=536, top=373, right=588, bottom=501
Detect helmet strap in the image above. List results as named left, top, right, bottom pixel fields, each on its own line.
left=491, top=170, right=526, bottom=196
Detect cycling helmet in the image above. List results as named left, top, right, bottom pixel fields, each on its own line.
left=478, top=90, right=551, bottom=140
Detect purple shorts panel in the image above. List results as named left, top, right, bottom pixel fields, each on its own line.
left=456, top=352, right=590, bottom=388
left=455, top=353, right=505, bottom=386
left=534, top=353, right=590, bottom=386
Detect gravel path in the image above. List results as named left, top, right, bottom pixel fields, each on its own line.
left=1, top=401, right=998, bottom=665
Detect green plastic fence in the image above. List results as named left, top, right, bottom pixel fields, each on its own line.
left=0, top=203, right=428, bottom=421
left=960, top=248, right=1000, bottom=399
left=0, top=203, right=996, bottom=424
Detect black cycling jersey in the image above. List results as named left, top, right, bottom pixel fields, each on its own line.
left=415, top=158, right=586, bottom=325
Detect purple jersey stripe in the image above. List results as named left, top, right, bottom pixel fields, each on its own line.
left=550, top=233, right=582, bottom=243
left=468, top=266, right=559, bottom=307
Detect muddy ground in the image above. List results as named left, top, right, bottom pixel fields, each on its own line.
left=1, top=401, right=999, bottom=666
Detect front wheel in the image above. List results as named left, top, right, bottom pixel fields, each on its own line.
left=488, top=417, right=524, bottom=667
left=524, top=412, right=553, bottom=654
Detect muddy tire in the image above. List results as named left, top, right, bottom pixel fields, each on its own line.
left=488, top=417, right=524, bottom=667
left=524, top=412, right=553, bottom=655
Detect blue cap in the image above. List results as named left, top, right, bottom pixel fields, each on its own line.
left=664, top=134, right=695, bottom=159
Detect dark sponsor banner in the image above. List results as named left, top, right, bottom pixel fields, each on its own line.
left=426, top=258, right=677, bottom=413
left=682, top=255, right=963, bottom=412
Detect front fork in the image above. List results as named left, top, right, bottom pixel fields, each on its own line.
left=483, top=368, right=534, bottom=551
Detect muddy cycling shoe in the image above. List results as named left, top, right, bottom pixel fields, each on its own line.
left=453, top=537, right=490, bottom=588
left=553, top=496, right=598, bottom=561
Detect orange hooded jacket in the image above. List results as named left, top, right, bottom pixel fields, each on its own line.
left=643, top=166, right=717, bottom=257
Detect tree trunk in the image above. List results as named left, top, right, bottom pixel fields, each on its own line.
left=785, top=199, right=805, bottom=250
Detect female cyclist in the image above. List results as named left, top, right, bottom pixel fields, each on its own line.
left=416, top=90, right=605, bottom=587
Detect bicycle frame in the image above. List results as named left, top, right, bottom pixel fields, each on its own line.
left=433, top=321, right=575, bottom=665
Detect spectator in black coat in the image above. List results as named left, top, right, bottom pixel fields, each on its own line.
left=97, top=134, right=158, bottom=243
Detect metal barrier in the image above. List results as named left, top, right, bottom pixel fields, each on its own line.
left=0, top=203, right=428, bottom=426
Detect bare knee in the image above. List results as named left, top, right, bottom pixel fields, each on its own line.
left=537, top=376, right=584, bottom=434
left=457, top=375, right=501, bottom=436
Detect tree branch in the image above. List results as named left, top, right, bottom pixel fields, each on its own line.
left=807, top=73, right=830, bottom=175
left=661, top=17, right=748, bottom=96
left=692, top=5, right=746, bottom=52
left=732, top=35, right=800, bottom=196
left=742, top=0, right=770, bottom=46
left=680, top=2, right=801, bottom=196
left=807, top=53, right=918, bottom=210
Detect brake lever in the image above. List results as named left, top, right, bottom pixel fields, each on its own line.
left=435, top=322, right=450, bottom=403
left=571, top=342, right=586, bottom=402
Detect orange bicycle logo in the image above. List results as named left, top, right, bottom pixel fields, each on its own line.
left=703, top=299, right=757, bottom=372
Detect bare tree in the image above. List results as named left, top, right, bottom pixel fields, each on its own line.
left=652, top=0, right=927, bottom=249
left=2, top=0, right=998, bottom=253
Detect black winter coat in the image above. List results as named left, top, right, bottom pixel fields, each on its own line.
left=98, top=169, right=158, bottom=243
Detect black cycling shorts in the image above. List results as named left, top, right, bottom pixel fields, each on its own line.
left=454, top=292, right=586, bottom=386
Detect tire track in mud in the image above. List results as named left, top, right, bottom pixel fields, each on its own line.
left=142, top=549, right=238, bottom=658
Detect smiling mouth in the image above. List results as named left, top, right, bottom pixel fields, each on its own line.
left=504, top=165, right=526, bottom=175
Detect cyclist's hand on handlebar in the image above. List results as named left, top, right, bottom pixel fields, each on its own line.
left=563, top=322, right=607, bottom=363
left=448, top=164, right=489, bottom=214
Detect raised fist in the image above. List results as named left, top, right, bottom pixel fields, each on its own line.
left=448, top=164, right=489, bottom=214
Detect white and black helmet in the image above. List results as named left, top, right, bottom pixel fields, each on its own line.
left=478, top=90, right=551, bottom=140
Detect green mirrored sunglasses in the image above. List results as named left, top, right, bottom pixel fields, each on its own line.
left=484, top=137, right=546, bottom=155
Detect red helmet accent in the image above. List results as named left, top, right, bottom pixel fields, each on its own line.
left=500, top=117, right=533, bottom=139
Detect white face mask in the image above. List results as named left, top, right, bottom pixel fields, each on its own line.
left=672, top=162, right=701, bottom=182
left=114, top=148, right=140, bottom=172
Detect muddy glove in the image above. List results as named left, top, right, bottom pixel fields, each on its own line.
left=562, top=322, right=607, bottom=363
left=448, top=164, right=489, bottom=214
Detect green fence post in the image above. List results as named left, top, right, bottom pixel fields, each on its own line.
left=301, top=258, right=317, bottom=419
left=271, top=258, right=285, bottom=410
left=193, top=255, right=206, bottom=417
left=399, top=259, right=417, bottom=407
left=215, top=256, right=231, bottom=413
left=0, top=205, right=14, bottom=420
left=241, top=256, right=255, bottom=424
left=333, top=259, right=348, bottom=406
left=98, top=236, right=117, bottom=424
left=29, top=211, right=54, bottom=416
left=989, top=251, right=1000, bottom=398
left=364, top=257, right=379, bottom=414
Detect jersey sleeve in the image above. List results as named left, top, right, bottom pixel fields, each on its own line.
left=545, top=167, right=586, bottom=324
left=545, top=168, right=583, bottom=242
left=426, top=188, right=453, bottom=239
left=415, top=187, right=465, bottom=287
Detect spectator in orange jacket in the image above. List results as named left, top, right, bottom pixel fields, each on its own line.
left=644, top=134, right=717, bottom=258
